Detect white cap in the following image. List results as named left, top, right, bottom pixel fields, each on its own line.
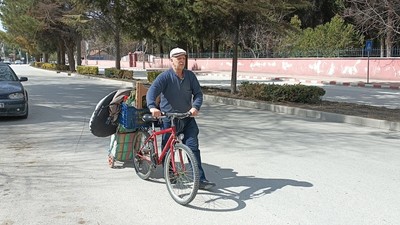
left=169, top=48, right=187, bottom=58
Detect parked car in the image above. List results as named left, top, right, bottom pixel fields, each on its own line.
left=0, top=62, right=29, bottom=118
left=15, top=60, right=23, bottom=64
left=2, top=60, right=11, bottom=65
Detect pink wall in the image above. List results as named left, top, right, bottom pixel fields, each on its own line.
left=185, top=58, right=400, bottom=81
left=85, top=60, right=130, bottom=68
left=84, top=57, right=400, bottom=81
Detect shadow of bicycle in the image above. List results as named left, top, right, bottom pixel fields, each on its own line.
left=188, top=164, right=313, bottom=212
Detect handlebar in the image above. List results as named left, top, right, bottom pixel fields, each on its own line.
left=142, top=111, right=192, bottom=123
left=162, top=112, right=192, bottom=120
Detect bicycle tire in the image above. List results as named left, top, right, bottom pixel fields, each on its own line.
left=164, top=143, right=200, bottom=205
left=132, top=130, right=154, bottom=180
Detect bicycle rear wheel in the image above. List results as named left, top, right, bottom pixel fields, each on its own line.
left=164, top=143, right=199, bottom=205
left=132, top=130, right=154, bottom=180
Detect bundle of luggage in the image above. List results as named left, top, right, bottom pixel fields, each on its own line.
left=88, top=88, right=151, bottom=168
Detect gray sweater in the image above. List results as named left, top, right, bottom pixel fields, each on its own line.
left=146, top=68, right=203, bottom=113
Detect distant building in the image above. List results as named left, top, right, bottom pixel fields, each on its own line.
left=87, top=49, right=115, bottom=60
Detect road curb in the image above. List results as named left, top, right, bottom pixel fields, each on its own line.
left=204, top=94, right=400, bottom=132
left=319, top=81, right=400, bottom=89
left=278, top=77, right=400, bottom=90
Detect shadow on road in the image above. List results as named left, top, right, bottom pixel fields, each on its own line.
left=188, top=163, right=313, bottom=212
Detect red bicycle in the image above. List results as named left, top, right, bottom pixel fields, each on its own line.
left=133, top=112, right=200, bottom=205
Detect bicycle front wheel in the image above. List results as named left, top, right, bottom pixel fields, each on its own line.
left=164, top=143, right=200, bottom=205
left=132, top=130, right=154, bottom=180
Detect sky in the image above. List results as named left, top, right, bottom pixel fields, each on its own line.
left=0, top=20, right=4, bottom=31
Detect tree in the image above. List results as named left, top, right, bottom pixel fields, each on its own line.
left=279, top=14, right=364, bottom=57
left=31, top=0, right=84, bottom=70
left=122, top=0, right=171, bottom=56
left=296, top=0, right=343, bottom=28
left=193, top=0, right=310, bottom=93
left=1, top=0, right=86, bottom=69
left=0, top=0, right=41, bottom=59
left=78, top=0, right=133, bottom=69
left=343, top=0, right=400, bottom=57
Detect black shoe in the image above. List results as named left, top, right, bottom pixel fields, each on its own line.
left=199, top=180, right=216, bottom=190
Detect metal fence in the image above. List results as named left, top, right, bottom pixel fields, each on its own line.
left=272, top=48, right=400, bottom=58
left=113, top=47, right=400, bottom=61
left=184, top=48, right=400, bottom=59
left=147, top=48, right=400, bottom=59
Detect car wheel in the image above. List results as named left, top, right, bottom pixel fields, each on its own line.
left=21, top=104, right=28, bottom=119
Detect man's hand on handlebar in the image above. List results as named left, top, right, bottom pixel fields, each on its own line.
left=150, top=108, right=162, bottom=118
left=189, top=108, right=199, bottom=117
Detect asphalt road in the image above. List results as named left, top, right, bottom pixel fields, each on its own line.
left=1, top=65, right=399, bottom=225
left=322, top=85, right=400, bottom=109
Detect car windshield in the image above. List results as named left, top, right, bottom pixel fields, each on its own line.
left=0, top=66, right=18, bottom=81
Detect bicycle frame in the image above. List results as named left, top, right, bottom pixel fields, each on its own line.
left=148, top=126, right=177, bottom=165
left=139, top=115, right=184, bottom=172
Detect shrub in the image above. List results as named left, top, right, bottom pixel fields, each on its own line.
left=147, top=70, right=163, bottom=83
left=104, top=68, right=133, bottom=79
left=56, top=64, right=69, bottom=71
left=240, top=81, right=268, bottom=100
left=34, top=62, right=44, bottom=68
left=119, top=70, right=133, bottom=79
left=239, top=82, right=325, bottom=104
left=33, top=62, right=69, bottom=71
left=41, top=63, right=56, bottom=70
left=76, top=65, right=99, bottom=75
left=104, top=68, right=119, bottom=78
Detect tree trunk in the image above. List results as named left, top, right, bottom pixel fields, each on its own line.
left=76, top=35, right=82, bottom=66
left=60, top=44, right=66, bottom=65
left=35, top=54, right=41, bottom=62
left=57, top=47, right=61, bottom=65
left=385, top=1, right=394, bottom=58
left=64, top=39, right=76, bottom=71
left=199, top=39, right=205, bottom=54
left=230, top=18, right=239, bottom=94
left=159, top=41, right=164, bottom=57
left=57, top=39, right=65, bottom=65
left=114, top=26, right=121, bottom=70
left=211, top=39, right=214, bottom=58
left=214, top=40, right=220, bottom=57
left=43, top=53, right=49, bottom=63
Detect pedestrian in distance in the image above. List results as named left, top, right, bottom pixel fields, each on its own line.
left=146, top=47, right=216, bottom=190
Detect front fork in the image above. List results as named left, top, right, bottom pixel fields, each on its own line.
left=169, top=140, right=187, bottom=175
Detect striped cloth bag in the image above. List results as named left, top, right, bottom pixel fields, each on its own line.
left=109, top=131, right=144, bottom=162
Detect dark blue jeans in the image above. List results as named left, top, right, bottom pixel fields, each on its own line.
left=161, top=117, right=206, bottom=181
